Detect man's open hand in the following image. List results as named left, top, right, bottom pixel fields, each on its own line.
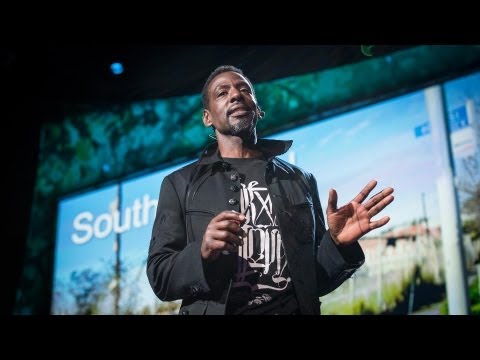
left=327, top=180, right=394, bottom=246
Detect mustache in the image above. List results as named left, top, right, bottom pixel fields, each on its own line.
left=227, top=105, right=252, bottom=116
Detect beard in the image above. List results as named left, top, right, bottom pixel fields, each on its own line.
left=228, top=113, right=256, bottom=138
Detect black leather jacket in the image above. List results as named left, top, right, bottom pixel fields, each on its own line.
left=147, top=139, right=364, bottom=315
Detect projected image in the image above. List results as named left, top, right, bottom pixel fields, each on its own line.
left=270, top=73, right=480, bottom=314
left=52, top=162, right=190, bottom=315
left=269, top=90, right=444, bottom=314
left=444, top=72, right=480, bottom=312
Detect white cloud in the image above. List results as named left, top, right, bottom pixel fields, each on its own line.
left=345, top=120, right=371, bottom=138
left=318, top=128, right=344, bottom=147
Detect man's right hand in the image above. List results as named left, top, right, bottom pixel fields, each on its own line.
left=201, top=211, right=246, bottom=262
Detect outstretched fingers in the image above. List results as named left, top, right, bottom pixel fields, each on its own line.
left=364, top=187, right=394, bottom=210
left=369, top=216, right=390, bottom=230
left=352, top=180, right=377, bottom=204
left=327, top=188, right=338, bottom=214
left=367, top=194, right=395, bottom=218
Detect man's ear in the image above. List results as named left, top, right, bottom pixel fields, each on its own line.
left=203, top=109, right=212, bottom=127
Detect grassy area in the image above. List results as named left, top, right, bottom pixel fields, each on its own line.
left=322, top=269, right=448, bottom=315
left=439, top=276, right=479, bottom=315
left=322, top=280, right=410, bottom=315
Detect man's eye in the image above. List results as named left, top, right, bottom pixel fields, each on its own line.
left=240, top=88, right=249, bottom=93
left=218, top=91, right=227, bottom=97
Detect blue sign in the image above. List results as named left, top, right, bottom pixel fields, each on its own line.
left=414, top=122, right=431, bottom=138
left=449, top=105, right=469, bottom=132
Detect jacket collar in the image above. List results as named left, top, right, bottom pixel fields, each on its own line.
left=197, top=138, right=293, bottom=165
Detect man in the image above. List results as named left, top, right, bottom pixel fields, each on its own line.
left=147, top=65, right=394, bottom=315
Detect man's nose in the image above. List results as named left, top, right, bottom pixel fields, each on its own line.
left=230, top=88, right=242, bottom=102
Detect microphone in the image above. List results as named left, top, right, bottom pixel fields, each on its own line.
left=209, top=125, right=217, bottom=140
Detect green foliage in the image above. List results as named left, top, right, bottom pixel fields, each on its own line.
left=469, top=277, right=479, bottom=306
left=439, top=277, right=479, bottom=315
left=471, top=303, right=480, bottom=315
left=75, top=139, right=93, bottom=161
left=382, top=282, right=404, bottom=309
left=463, top=219, right=480, bottom=241
left=155, top=301, right=181, bottom=315
left=458, top=155, right=479, bottom=241
left=439, top=300, right=449, bottom=315
left=324, top=293, right=379, bottom=315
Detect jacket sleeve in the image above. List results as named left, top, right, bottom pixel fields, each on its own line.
left=308, top=173, right=365, bottom=297
left=146, top=175, right=211, bottom=301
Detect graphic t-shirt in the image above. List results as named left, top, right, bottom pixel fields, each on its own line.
left=223, top=157, right=299, bottom=315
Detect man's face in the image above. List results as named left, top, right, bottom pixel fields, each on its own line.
left=203, top=71, right=258, bottom=139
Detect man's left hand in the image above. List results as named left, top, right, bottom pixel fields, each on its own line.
left=327, top=180, right=394, bottom=246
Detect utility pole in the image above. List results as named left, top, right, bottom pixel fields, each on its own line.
left=422, top=193, right=429, bottom=239
left=425, top=86, right=470, bottom=314
left=113, top=184, right=122, bottom=315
